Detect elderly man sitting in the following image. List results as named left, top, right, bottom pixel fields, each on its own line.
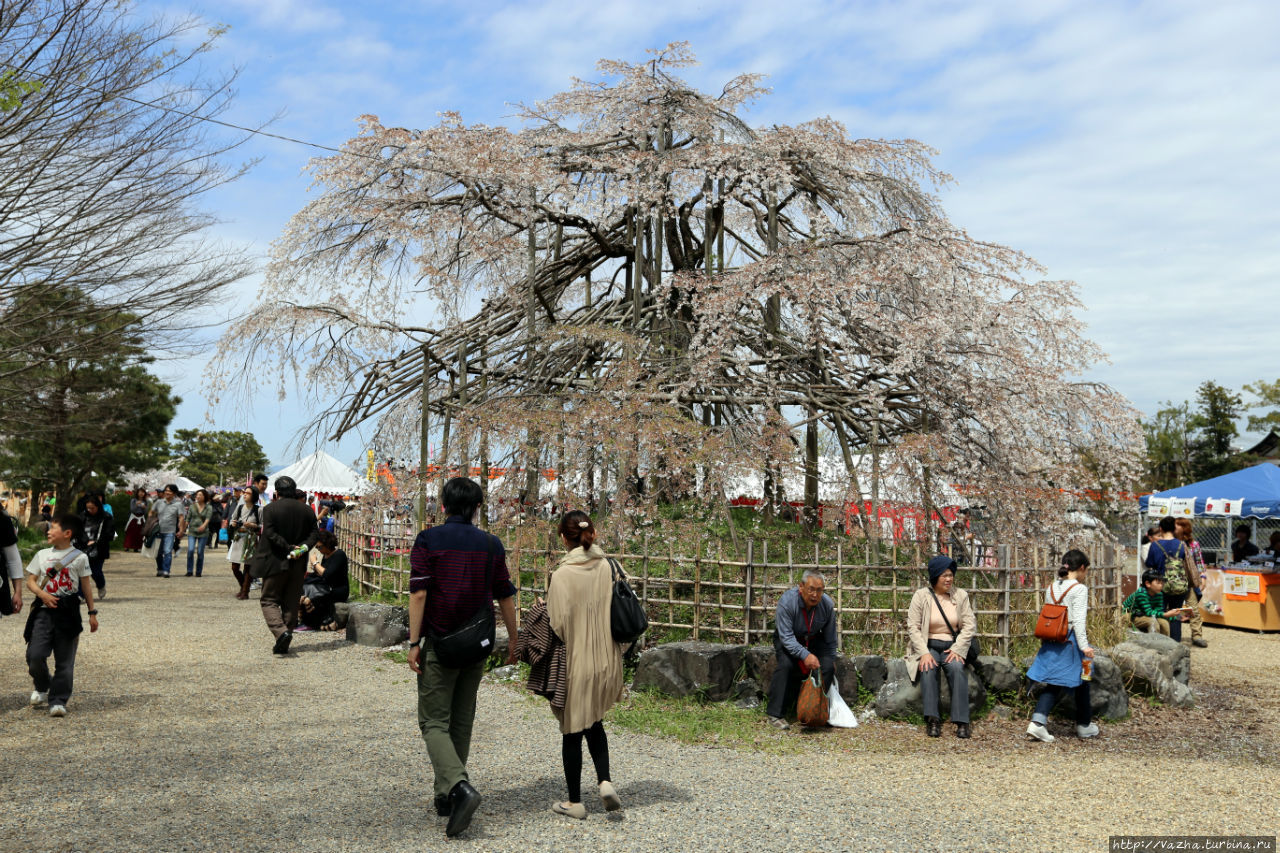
left=767, top=570, right=837, bottom=730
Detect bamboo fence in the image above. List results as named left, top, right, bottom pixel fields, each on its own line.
left=335, top=515, right=1120, bottom=657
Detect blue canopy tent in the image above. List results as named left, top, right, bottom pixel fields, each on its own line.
left=1139, top=464, right=1280, bottom=577
left=1139, top=464, right=1280, bottom=519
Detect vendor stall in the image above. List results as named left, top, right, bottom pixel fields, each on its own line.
left=1140, top=464, right=1280, bottom=633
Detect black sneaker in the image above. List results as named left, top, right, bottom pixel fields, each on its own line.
left=273, top=631, right=293, bottom=655
left=434, top=794, right=450, bottom=817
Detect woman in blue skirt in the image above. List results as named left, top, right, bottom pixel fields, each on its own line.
left=1026, top=549, right=1098, bottom=743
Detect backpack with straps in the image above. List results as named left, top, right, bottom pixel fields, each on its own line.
left=1033, top=581, right=1080, bottom=643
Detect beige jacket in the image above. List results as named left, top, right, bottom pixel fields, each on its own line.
left=904, top=586, right=977, bottom=681
left=547, top=544, right=624, bottom=735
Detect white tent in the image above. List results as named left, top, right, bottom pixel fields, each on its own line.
left=269, top=450, right=369, bottom=496
left=174, top=476, right=203, bottom=492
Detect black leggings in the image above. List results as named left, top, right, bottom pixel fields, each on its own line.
left=562, top=720, right=610, bottom=802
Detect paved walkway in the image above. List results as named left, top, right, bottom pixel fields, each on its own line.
left=2, top=549, right=1278, bottom=852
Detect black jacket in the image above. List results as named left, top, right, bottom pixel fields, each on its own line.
left=250, top=498, right=319, bottom=579
left=83, top=512, right=115, bottom=561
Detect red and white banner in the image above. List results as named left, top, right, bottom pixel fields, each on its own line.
left=1203, top=497, right=1244, bottom=516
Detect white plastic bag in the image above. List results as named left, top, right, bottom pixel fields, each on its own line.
left=826, top=676, right=857, bottom=728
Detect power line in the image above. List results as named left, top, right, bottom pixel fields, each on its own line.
left=1, top=59, right=360, bottom=158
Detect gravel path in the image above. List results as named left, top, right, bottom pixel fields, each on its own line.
left=2, top=550, right=1278, bottom=852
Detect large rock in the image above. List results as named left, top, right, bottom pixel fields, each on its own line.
left=1056, top=651, right=1129, bottom=720
left=873, top=657, right=985, bottom=720
left=332, top=601, right=349, bottom=629
left=345, top=603, right=408, bottom=647
left=631, top=642, right=745, bottom=701
left=743, top=645, right=777, bottom=692
left=1111, top=642, right=1172, bottom=695
left=1111, top=642, right=1195, bottom=709
left=491, top=627, right=510, bottom=663
left=1124, top=631, right=1190, bottom=684
left=874, top=658, right=921, bottom=718
left=974, top=655, right=1021, bottom=694
left=833, top=656, right=861, bottom=705
left=853, top=655, right=888, bottom=694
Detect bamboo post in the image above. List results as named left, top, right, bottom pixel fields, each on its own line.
left=836, top=541, right=844, bottom=651
left=744, top=540, right=754, bottom=645
left=693, top=550, right=701, bottom=640
left=717, top=540, right=725, bottom=641
left=1000, top=552, right=1011, bottom=656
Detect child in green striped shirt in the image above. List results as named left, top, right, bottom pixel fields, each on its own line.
left=1122, top=570, right=1188, bottom=636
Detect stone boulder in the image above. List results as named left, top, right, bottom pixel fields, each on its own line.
left=1111, top=642, right=1194, bottom=709
left=874, top=658, right=921, bottom=719
left=730, top=678, right=762, bottom=709
left=1124, top=631, right=1190, bottom=684
left=345, top=603, right=408, bottom=647
left=873, top=658, right=985, bottom=720
left=1055, top=651, right=1129, bottom=720
left=743, top=645, right=777, bottom=692
left=974, top=655, right=1021, bottom=694
left=852, top=655, right=888, bottom=694
left=491, top=627, right=510, bottom=663
left=331, top=602, right=350, bottom=629
left=631, top=642, right=745, bottom=701
left=833, top=656, right=861, bottom=705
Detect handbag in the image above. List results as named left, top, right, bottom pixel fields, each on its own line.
left=928, top=588, right=981, bottom=665
left=1033, top=581, right=1079, bottom=642
left=796, top=671, right=829, bottom=727
left=606, top=557, right=648, bottom=644
left=429, top=534, right=498, bottom=669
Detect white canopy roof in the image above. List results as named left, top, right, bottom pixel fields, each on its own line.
left=269, top=450, right=369, bottom=497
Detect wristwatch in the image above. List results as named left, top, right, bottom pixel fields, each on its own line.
left=87, top=609, right=98, bottom=615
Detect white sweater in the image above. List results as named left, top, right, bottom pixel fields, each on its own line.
left=1046, top=578, right=1090, bottom=650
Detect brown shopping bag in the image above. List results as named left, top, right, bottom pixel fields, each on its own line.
left=796, top=671, right=829, bottom=727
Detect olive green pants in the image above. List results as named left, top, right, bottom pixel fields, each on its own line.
left=416, top=644, right=487, bottom=798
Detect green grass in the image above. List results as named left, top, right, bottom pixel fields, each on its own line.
left=383, top=648, right=409, bottom=664
left=607, top=688, right=805, bottom=754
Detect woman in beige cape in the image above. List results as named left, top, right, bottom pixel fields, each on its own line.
left=546, top=510, right=624, bottom=820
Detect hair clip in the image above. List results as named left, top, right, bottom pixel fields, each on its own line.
left=578, top=521, right=589, bottom=528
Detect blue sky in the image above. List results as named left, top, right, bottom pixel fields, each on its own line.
left=145, top=0, right=1280, bottom=467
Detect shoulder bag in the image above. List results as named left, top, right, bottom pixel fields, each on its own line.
left=429, top=534, right=498, bottom=669
left=606, top=557, right=648, bottom=645
left=928, top=587, right=981, bottom=665
left=1033, top=581, right=1079, bottom=642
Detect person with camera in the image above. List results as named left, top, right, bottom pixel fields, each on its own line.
left=226, top=486, right=261, bottom=599
left=405, top=477, right=518, bottom=839
left=81, top=497, right=114, bottom=601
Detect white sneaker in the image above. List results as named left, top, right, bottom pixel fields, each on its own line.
left=1076, top=722, right=1100, bottom=739
left=1026, top=721, right=1055, bottom=743
left=48, top=704, right=67, bottom=717
left=30, top=691, right=47, bottom=706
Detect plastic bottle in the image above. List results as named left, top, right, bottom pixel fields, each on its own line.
left=1081, top=658, right=1092, bottom=681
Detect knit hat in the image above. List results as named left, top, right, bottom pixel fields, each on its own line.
left=927, top=555, right=957, bottom=584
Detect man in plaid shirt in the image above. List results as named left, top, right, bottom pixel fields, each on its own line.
left=406, top=477, right=518, bottom=839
